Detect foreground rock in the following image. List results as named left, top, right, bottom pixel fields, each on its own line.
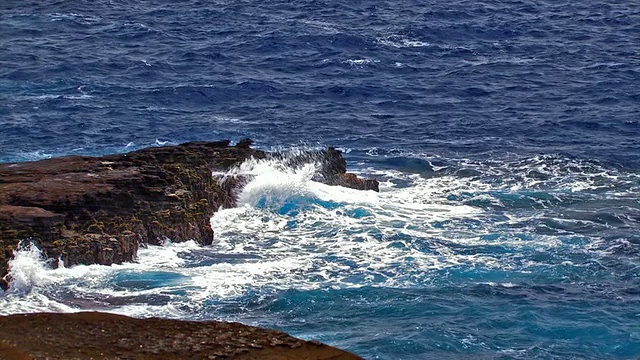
left=0, top=140, right=378, bottom=289
left=0, top=312, right=362, bottom=359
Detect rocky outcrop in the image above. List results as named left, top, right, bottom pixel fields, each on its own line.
left=272, top=147, right=379, bottom=192
left=0, top=141, right=260, bottom=289
left=0, top=140, right=378, bottom=289
left=0, top=312, right=363, bottom=359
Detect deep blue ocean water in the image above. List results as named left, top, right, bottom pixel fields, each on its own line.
left=1, top=1, right=640, bottom=359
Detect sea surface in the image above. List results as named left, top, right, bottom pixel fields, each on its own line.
left=1, top=1, right=640, bottom=359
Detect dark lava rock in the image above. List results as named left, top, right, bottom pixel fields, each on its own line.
left=0, top=140, right=378, bottom=289
left=235, top=138, right=254, bottom=149
left=0, top=312, right=363, bottom=359
left=269, top=147, right=379, bottom=192
left=0, top=141, right=261, bottom=290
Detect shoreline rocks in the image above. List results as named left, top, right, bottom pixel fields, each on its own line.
left=0, top=311, right=363, bottom=359
left=0, top=140, right=378, bottom=289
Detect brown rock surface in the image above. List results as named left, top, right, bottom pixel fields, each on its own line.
left=0, top=141, right=263, bottom=290
left=0, top=140, right=378, bottom=289
left=0, top=312, right=363, bottom=360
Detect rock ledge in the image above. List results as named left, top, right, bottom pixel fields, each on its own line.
left=0, top=312, right=363, bottom=359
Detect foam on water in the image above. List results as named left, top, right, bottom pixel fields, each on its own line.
left=377, top=35, right=429, bottom=48
left=3, top=0, right=640, bottom=356
left=0, top=153, right=492, bottom=313
left=202, top=153, right=611, bottom=297
left=1, top=152, right=638, bottom=358
left=3, top=153, right=631, bottom=305
left=2, top=242, right=57, bottom=295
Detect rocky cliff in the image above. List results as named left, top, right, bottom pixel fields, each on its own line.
left=0, top=140, right=378, bottom=289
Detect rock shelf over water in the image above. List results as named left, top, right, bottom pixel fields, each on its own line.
left=0, top=140, right=378, bottom=290
left=0, top=312, right=363, bottom=359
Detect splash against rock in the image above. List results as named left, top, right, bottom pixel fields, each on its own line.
left=0, top=140, right=377, bottom=290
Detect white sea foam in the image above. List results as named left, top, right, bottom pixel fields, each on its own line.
left=1, top=152, right=624, bottom=315
left=343, top=58, right=379, bottom=67
left=2, top=242, right=56, bottom=295
left=32, top=94, right=94, bottom=100
left=48, top=13, right=101, bottom=24
left=0, top=240, right=204, bottom=315
left=377, top=36, right=429, bottom=48
left=462, top=56, right=537, bottom=67
left=13, top=150, right=54, bottom=161
left=200, top=154, right=563, bottom=297
left=299, top=19, right=340, bottom=34
left=0, top=243, right=78, bottom=314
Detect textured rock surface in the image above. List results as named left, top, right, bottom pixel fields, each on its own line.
left=0, top=141, right=263, bottom=289
left=0, top=312, right=363, bottom=359
left=0, top=140, right=378, bottom=289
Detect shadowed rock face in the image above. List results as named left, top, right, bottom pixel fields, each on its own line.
left=0, top=140, right=378, bottom=289
left=0, top=312, right=363, bottom=359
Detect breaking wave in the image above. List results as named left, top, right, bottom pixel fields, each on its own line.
left=1, top=152, right=638, bottom=358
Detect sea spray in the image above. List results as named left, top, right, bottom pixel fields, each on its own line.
left=0, top=242, right=79, bottom=314
left=2, top=242, right=55, bottom=295
left=0, top=154, right=637, bottom=358
left=228, top=156, right=319, bottom=209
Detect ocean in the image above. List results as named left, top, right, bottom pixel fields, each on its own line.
left=1, top=1, right=639, bottom=358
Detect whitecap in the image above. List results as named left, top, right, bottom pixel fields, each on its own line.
left=1, top=151, right=628, bottom=314
left=377, top=36, right=429, bottom=48
left=342, top=58, right=379, bottom=67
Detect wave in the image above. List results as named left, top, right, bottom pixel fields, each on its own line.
left=1, top=151, right=637, bottom=320
left=377, top=35, right=429, bottom=48
left=362, top=149, right=640, bottom=193
left=342, top=58, right=379, bottom=67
